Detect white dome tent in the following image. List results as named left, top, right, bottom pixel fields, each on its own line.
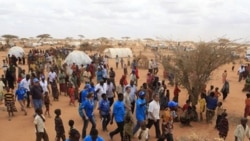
left=8, top=46, right=25, bottom=58
left=64, top=50, right=92, bottom=66
left=103, top=48, right=133, bottom=58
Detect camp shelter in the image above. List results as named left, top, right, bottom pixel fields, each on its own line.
left=103, top=48, right=133, bottom=58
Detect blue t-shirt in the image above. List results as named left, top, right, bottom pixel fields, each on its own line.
left=80, top=89, right=89, bottom=103
left=96, top=70, right=103, bottom=81
left=84, top=135, right=104, bottom=141
left=206, top=96, right=218, bottom=110
left=136, top=98, right=147, bottom=121
left=113, top=100, right=125, bottom=122
left=99, top=99, right=110, bottom=115
left=82, top=100, right=94, bottom=118
left=15, top=87, right=27, bottom=100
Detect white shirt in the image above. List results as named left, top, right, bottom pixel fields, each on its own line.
left=34, top=115, right=46, bottom=133
left=148, top=100, right=160, bottom=120
left=130, top=74, right=137, bottom=83
left=106, top=83, right=115, bottom=98
left=238, top=66, right=245, bottom=73
left=129, top=85, right=137, bottom=102
left=40, top=80, right=48, bottom=93
left=234, top=124, right=250, bottom=141
left=0, top=80, right=5, bottom=94
left=102, top=68, right=108, bottom=78
left=20, top=78, right=31, bottom=91
left=48, top=71, right=57, bottom=82
left=2, top=62, right=8, bottom=71
left=95, top=83, right=107, bottom=100
left=148, top=60, right=153, bottom=69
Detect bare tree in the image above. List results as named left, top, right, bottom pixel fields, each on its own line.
left=162, top=42, right=235, bottom=106
left=1, top=34, right=18, bottom=47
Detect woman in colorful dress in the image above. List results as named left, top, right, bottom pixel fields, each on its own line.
left=58, top=69, right=67, bottom=96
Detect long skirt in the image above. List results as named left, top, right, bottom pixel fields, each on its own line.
left=59, top=83, right=67, bottom=93
left=5, top=101, right=17, bottom=112
left=244, top=106, right=250, bottom=117
left=51, top=83, right=59, bottom=100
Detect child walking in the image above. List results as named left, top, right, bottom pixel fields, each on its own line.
left=68, top=84, right=75, bottom=106
left=199, top=93, right=206, bottom=121
left=136, top=122, right=149, bottom=141
left=123, top=113, right=134, bottom=141
left=215, top=102, right=225, bottom=129
left=54, top=109, right=66, bottom=141
left=4, top=87, right=16, bottom=120
left=44, top=92, right=51, bottom=117
left=161, top=117, right=174, bottom=141
left=218, top=112, right=229, bottom=140
left=68, top=119, right=75, bottom=131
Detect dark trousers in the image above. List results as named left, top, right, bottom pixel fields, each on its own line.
left=82, top=116, right=96, bottom=139
left=215, top=115, right=222, bottom=129
left=101, top=114, right=111, bottom=130
left=147, top=119, right=161, bottom=138
left=26, top=91, right=30, bottom=107
left=108, top=97, right=114, bottom=107
left=110, top=121, right=124, bottom=140
left=222, top=92, right=228, bottom=100
left=55, top=133, right=65, bottom=141
left=131, top=101, right=135, bottom=114
left=173, top=95, right=179, bottom=103
left=36, top=131, right=49, bottom=141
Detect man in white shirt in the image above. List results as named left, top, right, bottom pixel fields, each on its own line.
left=40, top=75, right=49, bottom=94
left=128, top=80, right=137, bottom=113
left=106, top=79, right=115, bottom=106
left=34, top=108, right=49, bottom=141
left=234, top=118, right=250, bottom=141
left=153, top=59, right=158, bottom=74
left=95, top=80, right=107, bottom=101
left=238, top=65, right=245, bottom=82
left=48, top=69, right=57, bottom=83
left=2, top=59, right=8, bottom=74
left=148, top=59, right=153, bottom=73
left=20, top=74, right=31, bottom=108
left=147, top=94, right=161, bottom=138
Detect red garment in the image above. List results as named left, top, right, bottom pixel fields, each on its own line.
left=146, top=74, right=153, bottom=84
left=120, top=75, right=128, bottom=86
left=68, top=87, right=75, bottom=104
left=182, top=104, right=189, bottom=111
left=174, top=86, right=181, bottom=96
left=135, top=68, right=139, bottom=79
left=244, top=98, right=250, bottom=117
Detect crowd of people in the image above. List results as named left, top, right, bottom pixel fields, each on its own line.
left=1, top=48, right=250, bottom=141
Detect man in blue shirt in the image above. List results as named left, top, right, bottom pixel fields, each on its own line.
left=98, top=94, right=111, bottom=131
left=206, top=92, right=218, bottom=123
left=80, top=93, right=96, bottom=139
left=109, top=93, right=125, bottom=140
left=79, top=84, right=91, bottom=104
left=15, top=83, right=27, bottom=116
left=133, top=91, right=147, bottom=134
left=84, top=128, right=104, bottom=141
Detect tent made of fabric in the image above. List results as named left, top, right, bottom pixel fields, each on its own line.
left=103, top=48, right=133, bottom=58
left=63, top=50, right=92, bottom=66
left=8, top=46, right=25, bottom=58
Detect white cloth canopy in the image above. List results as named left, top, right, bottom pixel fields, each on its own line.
left=64, top=50, right=92, bottom=66
left=8, top=46, right=25, bottom=58
left=103, top=48, right=133, bottom=58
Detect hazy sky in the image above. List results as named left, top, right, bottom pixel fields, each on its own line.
left=1, top=0, right=250, bottom=41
